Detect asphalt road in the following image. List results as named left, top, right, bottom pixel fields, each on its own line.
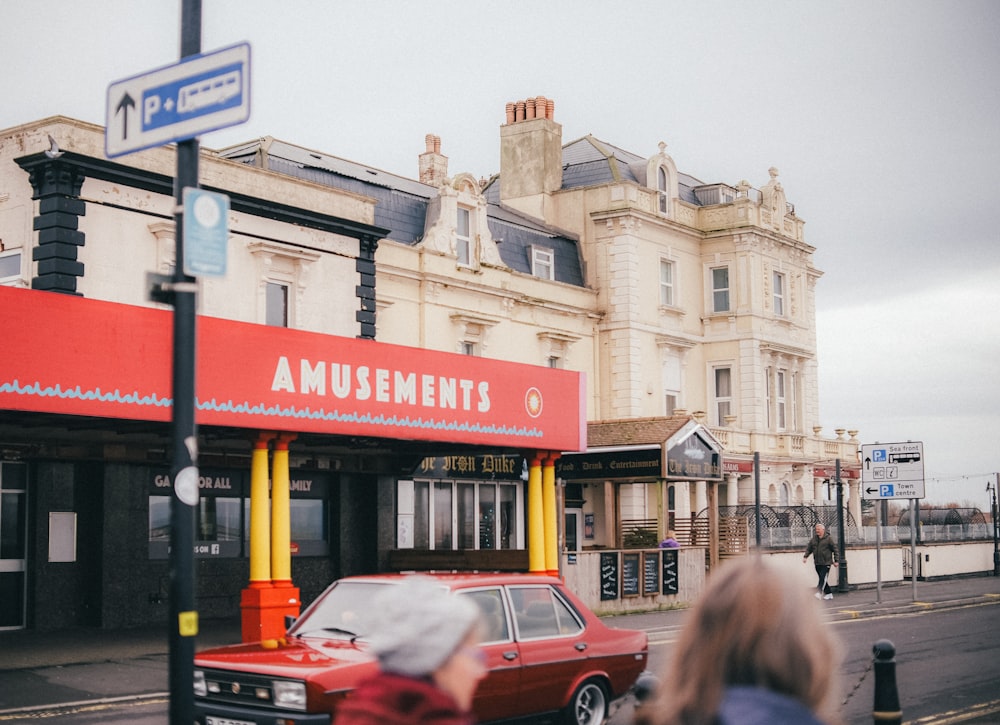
left=3, top=579, right=999, bottom=725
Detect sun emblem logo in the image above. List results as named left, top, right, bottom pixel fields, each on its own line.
left=525, top=387, right=543, bottom=418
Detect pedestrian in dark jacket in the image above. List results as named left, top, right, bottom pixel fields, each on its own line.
left=334, top=577, right=485, bottom=725
left=803, top=523, right=839, bottom=599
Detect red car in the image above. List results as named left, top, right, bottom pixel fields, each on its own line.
left=194, top=572, right=649, bottom=725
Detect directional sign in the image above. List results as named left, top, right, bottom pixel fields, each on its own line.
left=105, top=43, right=250, bottom=158
left=861, top=441, right=925, bottom=499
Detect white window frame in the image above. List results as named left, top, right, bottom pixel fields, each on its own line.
left=456, top=206, right=472, bottom=267
left=0, top=250, right=23, bottom=286
left=265, top=280, right=290, bottom=328
left=657, top=166, right=669, bottom=215
left=711, top=266, right=730, bottom=313
left=407, top=479, right=523, bottom=551
left=713, top=366, right=733, bottom=425
left=659, top=258, right=675, bottom=307
left=775, top=369, right=787, bottom=431
left=773, top=270, right=786, bottom=316
left=531, top=245, right=554, bottom=280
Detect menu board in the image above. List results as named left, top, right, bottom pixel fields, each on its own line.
left=600, top=552, right=619, bottom=600
left=622, top=553, right=640, bottom=597
left=643, top=552, right=660, bottom=595
left=662, top=548, right=679, bottom=595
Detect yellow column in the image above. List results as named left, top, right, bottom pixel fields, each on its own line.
left=270, top=434, right=296, bottom=586
left=542, top=452, right=560, bottom=576
left=527, top=453, right=545, bottom=574
left=248, top=433, right=273, bottom=586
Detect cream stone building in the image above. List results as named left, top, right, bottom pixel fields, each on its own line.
left=221, top=97, right=861, bottom=555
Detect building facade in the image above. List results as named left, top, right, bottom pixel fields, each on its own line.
left=0, top=117, right=583, bottom=631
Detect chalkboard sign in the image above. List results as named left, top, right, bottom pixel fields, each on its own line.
left=643, top=552, right=660, bottom=595
left=622, top=553, right=640, bottom=597
left=600, top=552, right=619, bottom=601
left=662, top=548, right=679, bottom=595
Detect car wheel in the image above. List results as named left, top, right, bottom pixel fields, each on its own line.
left=564, top=678, right=609, bottom=725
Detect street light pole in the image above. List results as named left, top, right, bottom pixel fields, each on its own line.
left=988, top=477, right=999, bottom=577
left=836, top=458, right=848, bottom=592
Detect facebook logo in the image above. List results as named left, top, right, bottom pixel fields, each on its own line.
left=873, top=449, right=886, bottom=462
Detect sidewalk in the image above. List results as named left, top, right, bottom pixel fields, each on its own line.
left=1, top=575, right=998, bottom=715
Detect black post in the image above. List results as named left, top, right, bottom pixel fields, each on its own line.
left=169, top=2, right=201, bottom=724
left=990, top=477, right=999, bottom=577
left=754, top=451, right=761, bottom=547
left=872, top=639, right=901, bottom=725
left=836, top=458, right=848, bottom=592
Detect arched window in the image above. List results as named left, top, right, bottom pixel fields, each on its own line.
left=657, top=166, right=668, bottom=214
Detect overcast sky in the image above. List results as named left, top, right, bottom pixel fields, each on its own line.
left=4, top=1, right=999, bottom=507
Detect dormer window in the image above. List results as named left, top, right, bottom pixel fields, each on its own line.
left=531, top=245, right=554, bottom=280
left=657, top=167, right=668, bottom=214
left=646, top=142, right=678, bottom=218
left=456, top=207, right=472, bottom=266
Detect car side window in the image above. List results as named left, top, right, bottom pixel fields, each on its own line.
left=461, top=588, right=510, bottom=643
left=510, top=586, right=583, bottom=639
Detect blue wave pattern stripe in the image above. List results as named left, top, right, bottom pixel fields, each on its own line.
left=1, top=379, right=171, bottom=406
left=2, top=380, right=544, bottom=439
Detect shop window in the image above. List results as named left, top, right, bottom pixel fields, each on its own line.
left=404, top=479, right=519, bottom=551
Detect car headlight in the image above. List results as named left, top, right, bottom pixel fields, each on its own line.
left=193, top=670, right=207, bottom=697
left=272, top=680, right=307, bottom=710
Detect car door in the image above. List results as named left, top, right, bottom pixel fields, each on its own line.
left=507, top=584, right=588, bottom=717
left=458, top=587, right=523, bottom=722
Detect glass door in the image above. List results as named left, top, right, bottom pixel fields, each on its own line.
left=0, top=462, right=28, bottom=629
left=564, top=509, right=582, bottom=552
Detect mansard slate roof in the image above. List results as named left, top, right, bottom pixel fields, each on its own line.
left=559, top=135, right=704, bottom=206
left=218, top=139, right=585, bottom=287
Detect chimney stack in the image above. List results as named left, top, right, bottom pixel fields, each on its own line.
left=418, top=134, right=448, bottom=186
left=499, top=96, right=562, bottom=216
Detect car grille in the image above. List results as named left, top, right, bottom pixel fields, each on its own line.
left=199, top=668, right=282, bottom=710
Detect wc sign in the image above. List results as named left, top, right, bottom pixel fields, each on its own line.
left=105, top=42, right=251, bottom=158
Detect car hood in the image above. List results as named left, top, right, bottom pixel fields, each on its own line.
left=195, top=636, right=375, bottom=677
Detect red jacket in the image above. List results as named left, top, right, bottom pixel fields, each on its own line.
left=334, top=672, right=476, bottom=725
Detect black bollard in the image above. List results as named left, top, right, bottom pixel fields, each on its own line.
left=872, top=639, right=901, bottom=725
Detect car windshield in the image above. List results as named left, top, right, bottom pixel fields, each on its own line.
left=288, top=580, right=394, bottom=639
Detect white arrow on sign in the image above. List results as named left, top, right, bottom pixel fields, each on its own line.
left=105, top=42, right=251, bottom=159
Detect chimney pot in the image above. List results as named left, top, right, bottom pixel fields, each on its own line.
left=505, top=102, right=515, bottom=125
left=434, top=135, right=441, bottom=154
left=546, top=98, right=554, bottom=120
left=425, top=134, right=435, bottom=153
left=515, top=100, right=526, bottom=122
left=526, top=98, right=536, bottom=120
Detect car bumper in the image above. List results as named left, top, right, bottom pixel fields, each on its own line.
left=195, top=700, right=331, bottom=725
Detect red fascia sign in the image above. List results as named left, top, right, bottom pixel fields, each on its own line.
left=0, top=287, right=586, bottom=451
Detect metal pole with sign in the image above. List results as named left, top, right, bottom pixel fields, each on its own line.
left=860, top=441, right=926, bottom=603
left=168, top=6, right=202, bottom=723
left=105, top=3, right=247, bottom=721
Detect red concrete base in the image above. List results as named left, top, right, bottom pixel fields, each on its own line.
left=240, top=584, right=301, bottom=643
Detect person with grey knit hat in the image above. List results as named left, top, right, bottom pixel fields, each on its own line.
left=335, top=576, right=486, bottom=725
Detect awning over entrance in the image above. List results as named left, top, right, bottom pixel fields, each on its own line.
left=0, top=286, right=586, bottom=451
left=557, top=415, right=724, bottom=480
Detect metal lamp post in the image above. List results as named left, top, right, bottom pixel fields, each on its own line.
left=988, top=478, right=999, bottom=577
left=836, top=458, right=848, bottom=592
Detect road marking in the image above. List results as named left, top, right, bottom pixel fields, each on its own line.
left=905, top=698, right=1000, bottom=724
left=0, top=693, right=167, bottom=721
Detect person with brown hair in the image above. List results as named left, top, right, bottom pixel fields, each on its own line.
left=637, top=557, right=843, bottom=725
